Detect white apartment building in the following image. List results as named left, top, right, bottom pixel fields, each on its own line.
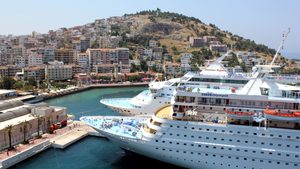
left=28, top=53, right=43, bottom=66
left=46, top=61, right=73, bottom=81
left=180, top=53, right=192, bottom=72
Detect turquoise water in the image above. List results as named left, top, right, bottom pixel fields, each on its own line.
left=12, top=87, right=181, bottom=169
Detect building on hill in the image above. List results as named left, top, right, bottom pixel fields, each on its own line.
left=236, top=51, right=263, bottom=68
left=180, top=53, right=192, bottom=72
left=87, top=48, right=129, bottom=71
left=149, top=40, right=158, bottom=47
left=163, top=62, right=181, bottom=77
left=209, top=44, right=227, bottom=52
left=203, top=36, right=218, bottom=43
left=0, top=66, right=8, bottom=78
left=45, top=61, right=73, bottom=81
left=54, top=49, right=76, bottom=64
left=189, top=37, right=205, bottom=47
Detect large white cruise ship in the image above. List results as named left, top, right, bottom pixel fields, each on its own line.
left=82, top=31, right=300, bottom=169
left=82, top=62, right=300, bottom=168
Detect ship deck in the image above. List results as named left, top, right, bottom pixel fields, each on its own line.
left=100, top=98, right=135, bottom=108
left=80, top=116, right=146, bottom=139
left=156, top=106, right=173, bottom=119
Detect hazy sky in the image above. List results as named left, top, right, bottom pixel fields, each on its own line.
left=0, top=0, right=299, bottom=58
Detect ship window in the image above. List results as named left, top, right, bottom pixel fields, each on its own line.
left=229, top=130, right=233, bottom=133
left=199, top=128, right=202, bottom=130
left=184, top=135, right=187, bottom=137
left=277, top=153, right=281, bottom=156
left=191, top=127, right=195, bottom=130
left=253, top=133, right=257, bottom=135
left=183, top=143, right=187, bottom=145
left=287, top=145, right=290, bottom=147
left=162, top=140, right=165, bottom=143
left=221, top=138, right=224, bottom=141
left=206, top=129, right=210, bottom=131
left=236, top=149, right=240, bottom=151
left=191, top=135, right=194, bottom=138
left=155, top=140, right=158, bottom=142
left=198, top=145, right=201, bottom=147
left=296, top=136, right=300, bottom=139
left=277, top=162, right=280, bottom=164
left=245, top=141, right=248, bottom=143
left=198, top=136, right=202, bottom=139
left=191, top=144, right=194, bottom=146
left=169, top=141, right=172, bottom=144
left=261, top=152, right=264, bottom=154
left=287, top=136, right=291, bottom=138
left=213, top=138, right=217, bottom=140
left=252, top=150, right=256, bottom=153
left=184, top=126, right=187, bottom=129
left=170, top=125, right=173, bottom=127
left=177, top=134, right=180, bottom=136
left=269, top=143, right=273, bottom=146
left=214, top=129, right=217, bottom=132
left=270, top=134, right=274, bottom=137
left=296, top=155, right=299, bottom=158
left=244, top=150, right=248, bottom=152
left=237, top=140, right=240, bottom=142
left=294, top=164, right=298, bottom=167
left=222, top=130, right=225, bottom=132
left=278, top=135, right=282, bottom=137
left=245, top=132, right=249, bottom=134
left=206, top=137, right=209, bottom=140
left=177, top=126, right=180, bottom=128
left=286, top=154, right=290, bottom=157
left=253, top=141, right=256, bottom=144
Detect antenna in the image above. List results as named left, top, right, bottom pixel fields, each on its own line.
left=270, top=28, right=290, bottom=66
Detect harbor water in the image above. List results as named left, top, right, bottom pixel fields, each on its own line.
left=11, top=87, right=181, bottom=169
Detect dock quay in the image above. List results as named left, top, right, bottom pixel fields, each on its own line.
left=0, top=121, right=102, bottom=169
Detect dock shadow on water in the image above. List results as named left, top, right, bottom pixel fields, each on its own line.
left=10, top=87, right=181, bottom=169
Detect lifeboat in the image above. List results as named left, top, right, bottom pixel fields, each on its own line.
left=263, top=109, right=300, bottom=122
left=226, top=110, right=254, bottom=120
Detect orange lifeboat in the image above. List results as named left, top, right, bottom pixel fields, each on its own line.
left=226, top=110, right=254, bottom=120
left=263, top=109, right=300, bottom=122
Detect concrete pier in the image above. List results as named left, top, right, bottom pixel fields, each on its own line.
left=0, top=121, right=103, bottom=169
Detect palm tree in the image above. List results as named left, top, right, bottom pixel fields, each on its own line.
left=20, top=120, right=30, bottom=144
left=46, top=116, right=52, bottom=133
left=33, top=114, right=43, bottom=138
left=4, top=125, right=14, bottom=150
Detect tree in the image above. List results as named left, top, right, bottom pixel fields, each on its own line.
left=28, top=77, right=37, bottom=87
left=5, top=125, right=14, bottom=150
left=33, top=115, right=43, bottom=138
left=140, top=60, right=148, bottom=72
left=0, top=77, right=16, bottom=89
left=20, top=120, right=30, bottom=144
left=14, top=81, right=23, bottom=89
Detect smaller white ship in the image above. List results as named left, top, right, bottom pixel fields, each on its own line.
left=100, top=78, right=178, bottom=115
